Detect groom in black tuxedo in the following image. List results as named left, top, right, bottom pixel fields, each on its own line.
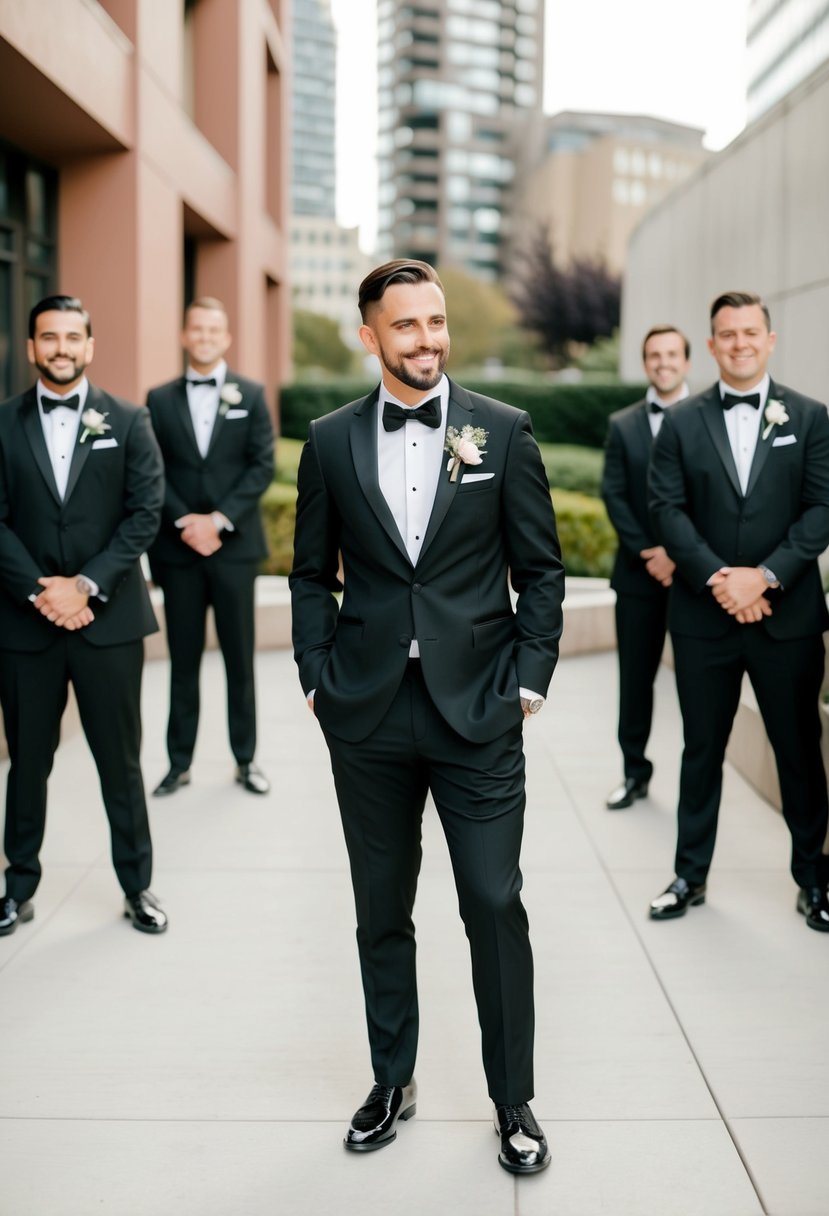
left=648, top=291, right=829, bottom=931
left=602, top=325, right=690, bottom=810
left=290, top=260, right=564, bottom=1173
left=0, top=294, right=167, bottom=937
left=146, top=298, right=274, bottom=798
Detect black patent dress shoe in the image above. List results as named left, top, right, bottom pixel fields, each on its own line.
left=606, top=777, right=649, bottom=810
left=493, top=1102, right=551, bottom=1174
left=649, top=876, right=706, bottom=920
left=234, top=763, right=270, bottom=795
left=152, top=769, right=191, bottom=797
left=344, top=1080, right=417, bottom=1151
left=0, top=896, right=34, bottom=937
left=797, top=886, right=829, bottom=933
left=124, top=890, right=168, bottom=934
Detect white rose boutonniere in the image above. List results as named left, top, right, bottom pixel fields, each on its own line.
left=444, top=425, right=489, bottom=482
left=79, top=408, right=111, bottom=444
left=219, top=382, right=243, bottom=415
left=762, top=398, right=789, bottom=441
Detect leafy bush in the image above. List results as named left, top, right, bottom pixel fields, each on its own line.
left=279, top=380, right=646, bottom=449
left=551, top=488, right=617, bottom=579
left=539, top=444, right=603, bottom=497
left=260, top=481, right=297, bottom=576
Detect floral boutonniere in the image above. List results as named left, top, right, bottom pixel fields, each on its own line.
left=79, top=408, right=111, bottom=444
left=218, top=382, right=243, bottom=416
left=444, top=425, right=489, bottom=482
left=762, top=398, right=789, bottom=441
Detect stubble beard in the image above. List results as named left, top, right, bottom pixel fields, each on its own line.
left=384, top=346, right=449, bottom=393
left=35, top=357, right=85, bottom=388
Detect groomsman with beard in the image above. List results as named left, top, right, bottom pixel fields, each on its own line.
left=648, top=291, right=829, bottom=931
left=0, top=295, right=167, bottom=937
left=146, top=298, right=274, bottom=798
left=602, top=326, right=690, bottom=810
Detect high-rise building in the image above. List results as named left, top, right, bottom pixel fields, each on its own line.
left=747, top=0, right=829, bottom=122
left=375, top=0, right=544, bottom=280
left=291, top=0, right=337, bottom=218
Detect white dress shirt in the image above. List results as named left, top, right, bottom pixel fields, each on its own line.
left=719, top=373, right=769, bottom=495
left=186, top=358, right=226, bottom=458
left=646, top=383, right=689, bottom=437
left=38, top=377, right=88, bottom=500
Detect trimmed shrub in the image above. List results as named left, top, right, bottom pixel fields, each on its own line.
left=260, top=481, right=297, bottom=576
left=539, top=444, right=604, bottom=497
left=279, top=380, right=647, bottom=449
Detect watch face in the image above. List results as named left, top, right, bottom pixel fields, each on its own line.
left=529, top=699, right=543, bottom=714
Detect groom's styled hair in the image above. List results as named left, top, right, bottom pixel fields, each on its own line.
left=29, top=294, right=92, bottom=339
left=358, top=260, right=444, bottom=321
left=710, top=291, right=771, bottom=331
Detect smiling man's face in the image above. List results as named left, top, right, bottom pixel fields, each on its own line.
left=708, top=303, right=776, bottom=390
left=359, top=280, right=450, bottom=404
left=28, top=309, right=94, bottom=393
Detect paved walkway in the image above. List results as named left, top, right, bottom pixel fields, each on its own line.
left=0, top=645, right=826, bottom=1215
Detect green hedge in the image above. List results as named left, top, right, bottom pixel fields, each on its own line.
left=260, top=478, right=617, bottom=580
left=279, top=380, right=647, bottom=449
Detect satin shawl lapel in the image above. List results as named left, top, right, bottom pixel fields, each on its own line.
left=744, top=380, right=782, bottom=499
left=417, top=380, right=474, bottom=563
left=206, top=371, right=237, bottom=459
left=20, top=388, right=62, bottom=506
left=635, top=402, right=653, bottom=452
left=172, top=378, right=201, bottom=455
left=63, top=385, right=107, bottom=504
left=349, top=386, right=411, bottom=566
left=700, top=387, right=742, bottom=499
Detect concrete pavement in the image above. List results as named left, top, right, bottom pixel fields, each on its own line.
left=0, top=644, right=826, bottom=1216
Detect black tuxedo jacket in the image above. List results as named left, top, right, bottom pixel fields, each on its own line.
left=290, top=380, right=565, bottom=744
left=145, top=371, right=274, bottom=567
left=0, top=385, right=163, bottom=652
left=602, top=397, right=665, bottom=597
left=649, top=379, right=829, bottom=639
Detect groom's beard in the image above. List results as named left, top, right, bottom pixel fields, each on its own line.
left=377, top=341, right=449, bottom=393
left=34, top=355, right=86, bottom=387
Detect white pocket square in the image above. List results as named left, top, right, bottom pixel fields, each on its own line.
left=772, top=434, right=796, bottom=447
left=461, top=472, right=494, bottom=483
left=224, top=409, right=248, bottom=420
left=91, top=438, right=118, bottom=449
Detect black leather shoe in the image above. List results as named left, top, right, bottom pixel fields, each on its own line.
left=606, top=777, right=649, bottom=810
left=797, top=886, right=829, bottom=933
left=152, top=769, right=191, bottom=797
left=494, top=1102, right=551, bottom=1174
left=0, top=896, right=34, bottom=937
left=649, top=877, right=706, bottom=920
left=124, top=890, right=168, bottom=934
left=344, top=1080, right=417, bottom=1151
left=234, top=763, right=270, bottom=795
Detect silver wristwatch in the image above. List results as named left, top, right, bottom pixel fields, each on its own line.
left=758, top=565, right=779, bottom=588
left=521, top=697, right=544, bottom=715
left=76, top=575, right=95, bottom=596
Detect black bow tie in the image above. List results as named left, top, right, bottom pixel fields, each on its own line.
left=649, top=401, right=665, bottom=415
left=382, top=397, right=441, bottom=432
left=188, top=376, right=217, bottom=388
left=42, top=393, right=80, bottom=413
left=722, top=392, right=760, bottom=410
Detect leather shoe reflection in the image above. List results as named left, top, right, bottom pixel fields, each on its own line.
left=0, top=896, right=34, bottom=937
left=493, top=1102, right=551, bottom=1174
left=797, top=885, right=829, bottom=933
left=234, top=763, right=270, bottom=795
left=606, top=776, right=649, bottom=810
left=649, top=877, right=706, bottom=920
left=344, top=1081, right=417, bottom=1151
left=124, top=890, right=168, bottom=934
left=152, top=769, right=191, bottom=797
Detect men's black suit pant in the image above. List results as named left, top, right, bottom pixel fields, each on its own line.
left=614, top=590, right=669, bottom=783
left=322, top=660, right=534, bottom=1106
left=0, top=635, right=152, bottom=902
left=672, top=627, right=829, bottom=889
left=154, top=559, right=258, bottom=771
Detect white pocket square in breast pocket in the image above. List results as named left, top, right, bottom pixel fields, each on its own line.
left=225, top=409, right=249, bottom=420
left=91, top=438, right=118, bottom=449
left=460, top=472, right=494, bottom=483
left=772, top=434, right=796, bottom=447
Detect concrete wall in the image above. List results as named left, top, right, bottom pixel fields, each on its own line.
left=620, top=59, right=829, bottom=399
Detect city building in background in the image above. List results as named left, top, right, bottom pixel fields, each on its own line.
left=0, top=0, right=290, bottom=406
left=621, top=56, right=829, bottom=401
left=515, top=111, right=708, bottom=274
left=289, top=0, right=369, bottom=346
left=747, top=0, right=829, bottom=122
left=375, top=0, right=544, bottom=280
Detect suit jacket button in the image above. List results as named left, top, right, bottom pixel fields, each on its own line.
left=399, top=635, right=411, bottom=647
left=412, top=583, right=422, bottom=594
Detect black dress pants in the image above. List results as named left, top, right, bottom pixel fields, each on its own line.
left=322, top=661, right=534, bottom=1105
left=614, top=590, right=669, bottom=782
left=0, top=635, right=152, bottom=902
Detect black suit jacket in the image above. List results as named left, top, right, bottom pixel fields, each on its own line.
left=648, top=379, right=829, bottom=639
left=0, top=385, right=163, bottom=651
left=290, top=380, right=565, bottom=744
left=602, top=398, right=665, bottom=597
left=145, top=371, right=274, bottom=567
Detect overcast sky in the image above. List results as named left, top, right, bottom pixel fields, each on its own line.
left=329, top=0, right=750, bottom=251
